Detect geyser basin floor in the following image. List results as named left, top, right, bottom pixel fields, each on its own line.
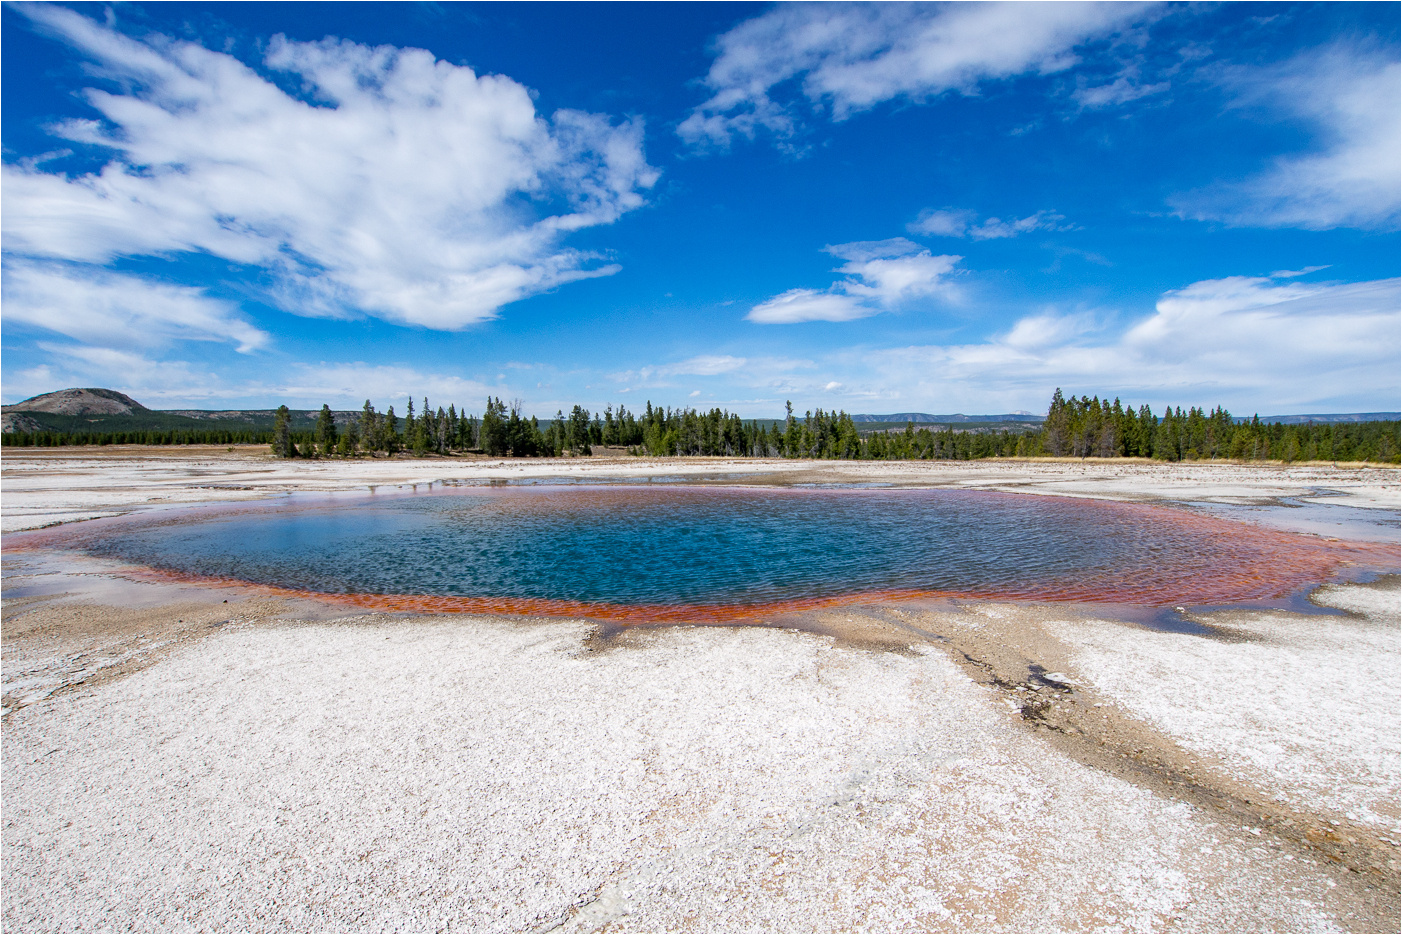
left=2, top=447, right=1398, bottom=534
left=3, top=588, right=1398, bottom=932
left=3, top=454, right=1399, bottom=932
left=10, top=485, right=1398, bottom=623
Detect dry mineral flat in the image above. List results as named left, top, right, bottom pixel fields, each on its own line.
left=2, top=451, right=1399, bottom=932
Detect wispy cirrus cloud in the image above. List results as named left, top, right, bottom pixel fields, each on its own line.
left=1172, top=43, right=1400, bottom=231
left=612, top=354, right=813, bottom=385
left=3, top=4, right=658, bottom=331
left=1072, top=74, right=1169, bottom=110
left=679, top=2, right=1152, bottom=148
left=2, top=261, right=269, bottom=353
left=276, top=364, right=498, bottom=409
left=660, top=354, right=750, bottom=376
left=748, top=239, right=961, bottom=324
left=909, top=208, right=1072, bottom=240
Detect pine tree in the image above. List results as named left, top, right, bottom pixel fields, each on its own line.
left=481, top=397, right=509, bottom=456
left=417, top=397, right=432, bottom=455
left=271, top=405, right=292, bottom=458
left=360, top=400, right=376, bottom=454
left=1043, top=388, right=1069, bottom=456
left=384, top=405, right=400, bottom=454
left=783, top=400, right=798, bottom=458
left=315, top=404, right=338, bottom=456
left=1154, top=408, right=1178, bottom=461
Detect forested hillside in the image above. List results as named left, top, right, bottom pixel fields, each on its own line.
left=5, top=390, right=1398, bottom=463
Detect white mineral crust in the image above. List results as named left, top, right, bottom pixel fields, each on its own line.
left=3, top=618, right=1350, bottom=932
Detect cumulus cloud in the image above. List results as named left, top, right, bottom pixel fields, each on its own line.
left=833, top=251, right=960, bottom=303
left=909, top=208, right=1071, bottom=240
left=748, top=240, right=961, bottom=324
left=2, top=261, right=269, bottom=353
left=3, top=4, right=657, bottom=329
left=863, top=274, right=1400, bottom=412
left=680, top=2, right=1149, bottom=147
left=1172, top=44, right=1400, bottom=231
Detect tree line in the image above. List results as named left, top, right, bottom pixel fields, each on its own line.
left=1035, top=389, right=1399, bottom=463
left=264, top=391, right=1401, bottom=464
left=6, top=390, right=1398, bottom=463
left=2, top=428, right=272, bottom=447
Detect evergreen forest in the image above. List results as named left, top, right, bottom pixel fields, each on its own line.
left=5, top=390, right=1398, bottom=464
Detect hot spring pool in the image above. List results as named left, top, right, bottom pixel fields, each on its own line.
left=16, top=484, right=1396, bottom=622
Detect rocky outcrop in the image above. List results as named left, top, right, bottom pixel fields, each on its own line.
left=2, top=388, right=147, bottom=417
left=1, top=412, right=45, bottom=433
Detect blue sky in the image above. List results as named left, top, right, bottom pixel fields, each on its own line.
left=2, top=1, right=1398, bottom=417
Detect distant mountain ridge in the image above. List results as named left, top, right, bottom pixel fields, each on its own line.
left=850, top=412, right=1044, bottom=423
left=1, top=388, right=357, bottom=435
left=851, top=410, right=1401, bottom=426
left=1245, top=412, right=1401, bottom=425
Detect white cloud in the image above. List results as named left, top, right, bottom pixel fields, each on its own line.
left=1172, top=44, right=1400, bottom=231
left=748, top=289, right=870, bottom=324
left=662, top=354, right=748, bottom=376
left=1124, top=276, right=1396, bottom=368
left=680, top=2, right=1150, bottom=147
left=862, top=274, right=1400, bottom=412
left=909, top=208, right=1070, bottom=239
left=748, top=239, right=961, bottom=324
left=1072, top=76, right=1169, bottom=109
left=4, top=5, right=657, bottom=329
left=608, top=354, right=812, bottom=389
left=836, top=252, right=960, bottom=303
left=2, top=261, right=269, bottom=353
left=4, top=365, right=55, bottom=402
left=1269, top=265, right=1329, bottom=279
left=0, top=352, right=504, bottom=411
left=823, top=238, right=923, bottom=262
left=36, top=342, right=167, bottom=376
left=970, top=212, right=1072, bottom=240
left=907, top=209, right=977, bottom=237
left=5, top=342, right=223, bottom=407
left=1001, top=311, right=1099, bottom=350
left=277, top=363, right=495, bottom=409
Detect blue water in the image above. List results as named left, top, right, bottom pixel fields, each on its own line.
left=64, top=485, right=1349, bottom=609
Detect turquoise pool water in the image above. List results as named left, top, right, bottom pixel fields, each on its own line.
left=35, top=484, right=1389, bottom=615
